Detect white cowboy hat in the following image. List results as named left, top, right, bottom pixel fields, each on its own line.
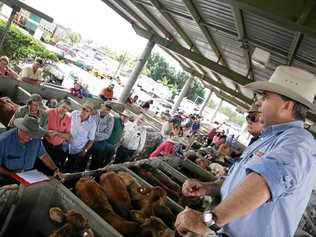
left=245, top=66, right=316, bottom=111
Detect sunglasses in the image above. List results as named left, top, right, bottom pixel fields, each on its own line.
left=246, top=114, right=260, bottom=123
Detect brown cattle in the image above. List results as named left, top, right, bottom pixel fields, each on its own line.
left=0, top=97, right=18, bottom=126
left=130, top=187, right=175, bottom=228
left=75, top=176, right=141, bottom=237
left=141, top=217, right=175, bottom=237
left=48, top=207, right=94, bottom=237
left=99, top=171, right=133, bottom=217
left=195, top=158, right=209, bottom=170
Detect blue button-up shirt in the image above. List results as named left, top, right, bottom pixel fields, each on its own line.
left=220, top=121, right=316, bottom=237
left=0, top=128, right=46, bottom=174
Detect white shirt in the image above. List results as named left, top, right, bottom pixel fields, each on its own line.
left=93, top=112, right=114, bottom=142
left=122, top=123, right=146, bottom=152
left=69, top=110, right=96, bottom=154
left=19, top=64, right=43, bottom=81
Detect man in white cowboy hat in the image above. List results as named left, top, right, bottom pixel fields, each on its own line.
left=0, top=115, right=64, bottom=186
left=175, top=66, right=316, bottom=237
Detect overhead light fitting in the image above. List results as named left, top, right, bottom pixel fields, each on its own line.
left=251, top=47, right=271, bottom=69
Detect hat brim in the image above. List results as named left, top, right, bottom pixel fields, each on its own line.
left=14, top=118, right=46, bottom=138
left=245, top=81, right=316, bottom=112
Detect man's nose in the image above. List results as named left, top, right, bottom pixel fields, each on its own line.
left=255, top=100, right=262, bottom=108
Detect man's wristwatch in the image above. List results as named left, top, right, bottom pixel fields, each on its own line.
left=202, top=210, right=221, bottom=232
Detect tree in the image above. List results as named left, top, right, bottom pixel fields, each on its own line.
left=66, top=31, right=81, bottom=45
left=146, top=52, right=205, bottom=103
left=0, top=20, right=58, bottom=62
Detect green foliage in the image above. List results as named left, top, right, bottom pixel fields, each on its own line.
left=103, top=47, right=136, bottom=70
left=219, top=106, right=244, bottom=126
left=0, top=20, right=58, bottom=62
left=66, top=31, right=81, bottom=45
left=146, top=52, right=205, bottom=103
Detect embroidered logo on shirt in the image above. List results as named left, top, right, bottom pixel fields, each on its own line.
left=255, top=150, right=265, bottom=157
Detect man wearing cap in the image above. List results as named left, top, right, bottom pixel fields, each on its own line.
left=0, top=115, right=64, bottom=186
left=19, top=58, right=44, bottom=85
left=175, top=66, right=316, bottom=237
left=99, top=84, right=115, bottom=101
left=246, top=103, right=264, bottom=146
left=90, top=103, right=114, bottom=169
left=64, top=102, right=96, bottom=172
left=8, top=93, right=48, bottom=129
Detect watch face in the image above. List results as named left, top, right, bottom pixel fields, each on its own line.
left=203, top=213, right=213, bottom=223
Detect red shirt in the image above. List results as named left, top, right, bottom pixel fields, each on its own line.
left=100, top=87, right=113, bottom=99
left=150, top=141, right=175, bottom=157
left=45, top=108, right=71, bottom=145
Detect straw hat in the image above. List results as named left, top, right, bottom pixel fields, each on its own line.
left=245, top=66, right=316, bottom=111
left=81, top=101, right=95, bottom=112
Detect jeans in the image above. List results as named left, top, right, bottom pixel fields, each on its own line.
left=63, top=152, right=89, bottom=173
left=114, top=146, right=135, bottom=164
left=90, top=140, right=115, bottom=170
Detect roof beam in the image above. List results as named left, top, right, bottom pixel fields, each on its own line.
left=215, top=91, right=250, bottom=110
left=231, top=5, right=254, bottom=80
left=103, top=0, right=153, bottom=32
left=287, top=0, right=315, bottom=65
left=130, top=0, right=173, bottom=39
left=233, top=0, right=316, bottom=39
left=182, top=0, right=227, bottom=66
left=0, top=0, right=53, bottom=22
left=181, top=64, right=252, bottom=104
left=133, top=25, right=252, bottom=86
left=101, top=0, right=135, bottom=24
left=181, top=0, right=240, bottom=92
left=147, top=0, right=227, bottom=84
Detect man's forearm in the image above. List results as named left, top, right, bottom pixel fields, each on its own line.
left=83, top=140, right=94, bottom=151
left=40, top=154, right=58, bottom=172
left=212, top=172, right=270, bottom=227
left=0, top=166, right=13, bottom=177
left=204, top=179, right=224, bottom=197
left=56, top=131, right=72, bottom=140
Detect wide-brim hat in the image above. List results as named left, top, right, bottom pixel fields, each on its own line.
left=245, top=66, right=316, bottom=112
left=14, top=115, right=46, bottom=138
left=81, top=101, right=95, bottom=112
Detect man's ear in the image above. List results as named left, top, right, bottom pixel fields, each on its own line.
left=282, top=100, right=295, bottom=114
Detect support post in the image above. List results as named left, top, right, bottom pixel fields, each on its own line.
left=171, top=75, right=194, bottom=113
left=198, top=88, right=213, bottom=116
left=119, top=38, right=155, bottom=103
left=210, top=99, right=223, bottom=123
left=0, top=8, right=17, bottom=50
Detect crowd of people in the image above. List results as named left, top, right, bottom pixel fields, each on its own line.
left=1, top=56, right=316, bottom=237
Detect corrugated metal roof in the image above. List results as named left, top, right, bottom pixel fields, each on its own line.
left=105, top=0, right=316, bottom=113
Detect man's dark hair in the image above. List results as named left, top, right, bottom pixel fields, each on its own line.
left=280, top=95, right=308, bottom=121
